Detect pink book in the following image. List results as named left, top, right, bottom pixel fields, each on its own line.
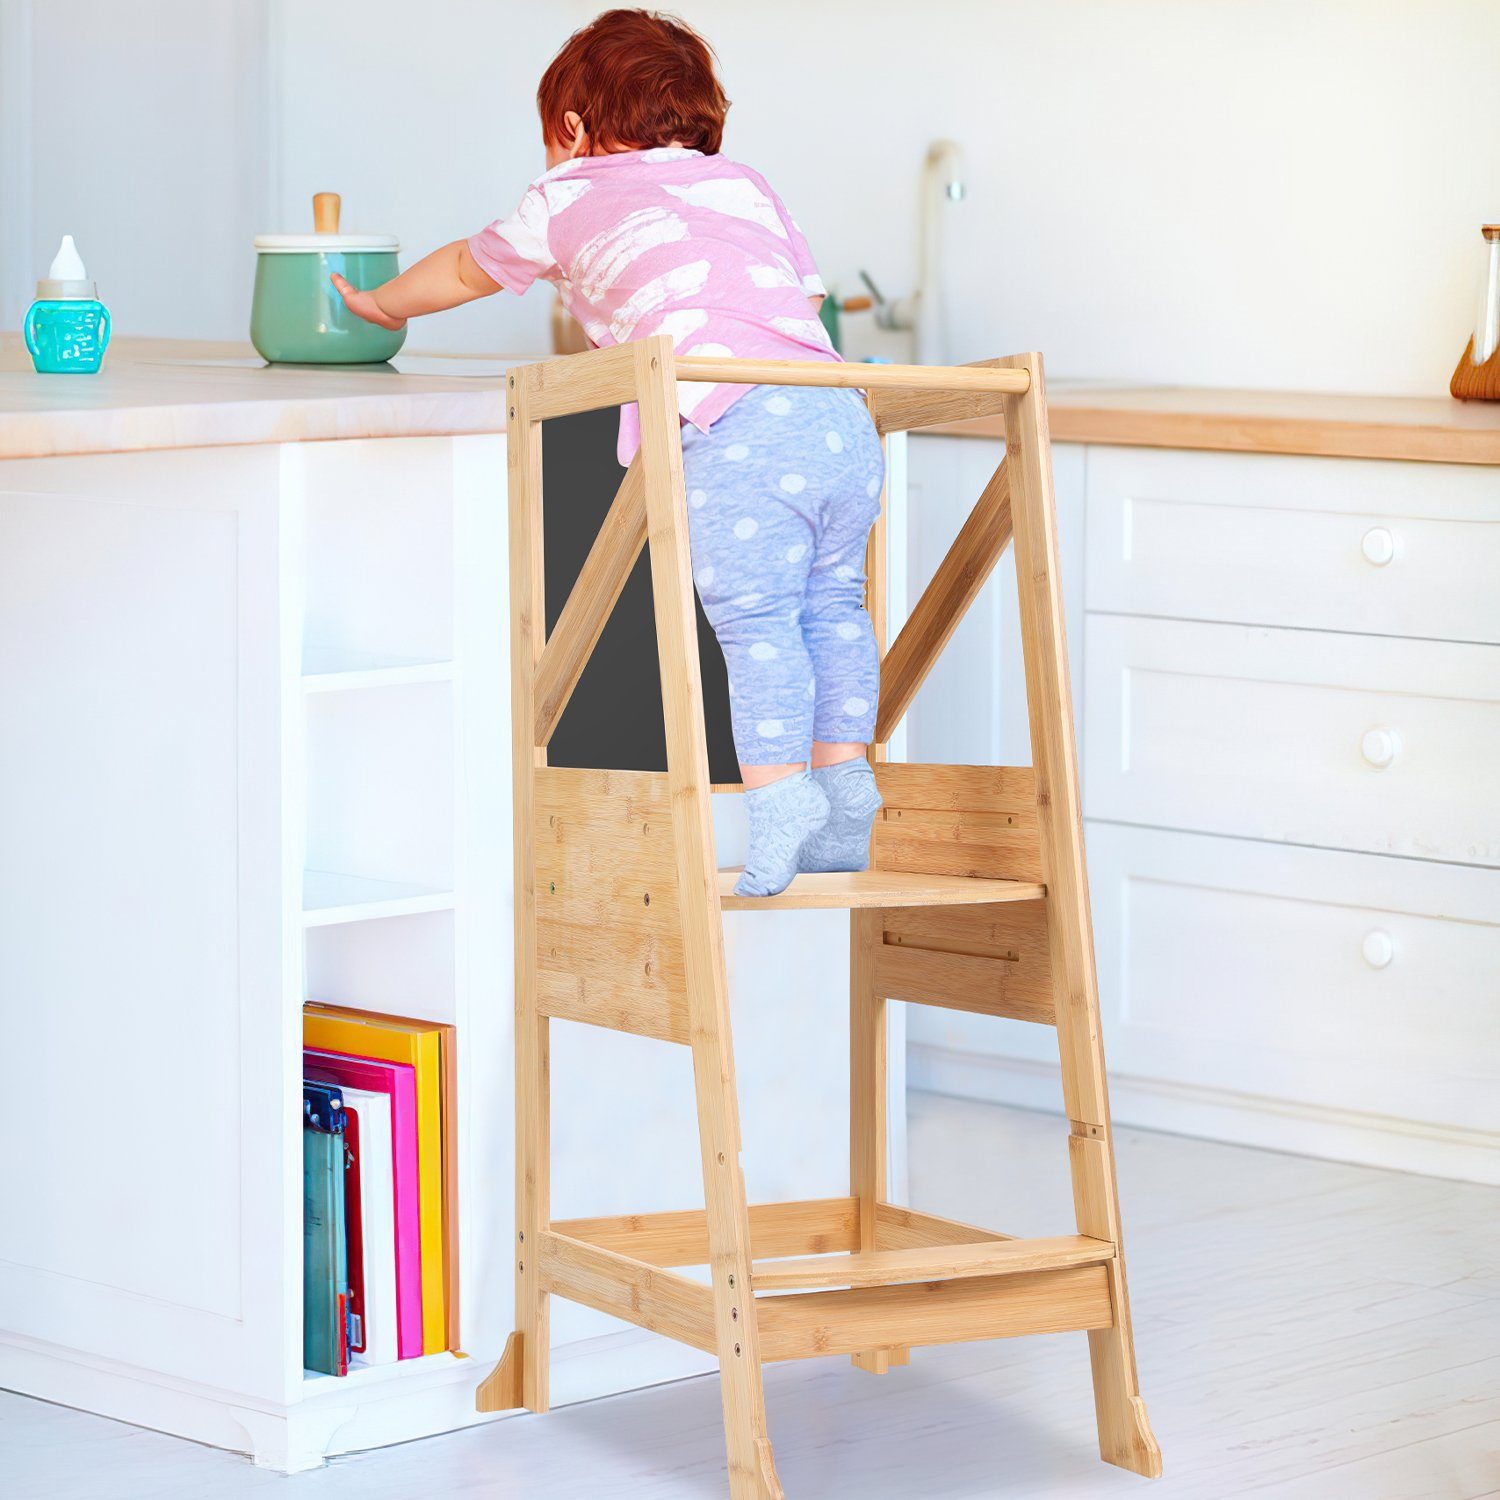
left=304, top=1048, right=424, bottom=1359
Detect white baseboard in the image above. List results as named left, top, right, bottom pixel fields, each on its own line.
left=0, top=1326, right=716, bottom=1473
left=908, top=1043, right=1500, bottom=1186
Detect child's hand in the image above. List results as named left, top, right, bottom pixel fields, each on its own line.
left=330, top=272, right=407, bottom=330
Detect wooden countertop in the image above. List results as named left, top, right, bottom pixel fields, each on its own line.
left=0, top=336, right=518, bottom=460
left=6, top=338, right=1498, bottom=466
left=933, top=384, right=1500, bottom=465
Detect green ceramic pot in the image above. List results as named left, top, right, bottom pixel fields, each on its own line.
left=251, top=233, right=406, bottom=364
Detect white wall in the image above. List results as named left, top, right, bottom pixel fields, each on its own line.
left=266, top=0, right=590, bottom=357
left=1, top=0, right=271, bottom=338
left=6, top=0, right=1499, bottom=391
left=672, top=0, right=1500, bottom=395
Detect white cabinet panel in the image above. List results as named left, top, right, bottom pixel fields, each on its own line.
left=0, top=453, right=293, bottom=1402
left=903, top=436, right=1085, bottom=769
left=1088, top=822, right=1500, bottom=1132
left=1085, top=446, right=1500, bottom=643
left=1084, top=615, right=1500, bottom=866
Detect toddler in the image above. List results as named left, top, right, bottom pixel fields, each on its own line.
left=335, top=7, right=884, bottom=897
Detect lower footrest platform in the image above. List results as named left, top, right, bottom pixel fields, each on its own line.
left=541, top=1198, right=1119, bottom=1365
left=750, top=1234, right=1114, bottom=1290
left=755, top=1264, right=1114, bottom=1361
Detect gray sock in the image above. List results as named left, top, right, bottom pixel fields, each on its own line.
left=735, top=771, right=830, bottom=897
left=799, top=758, right=883, bottom=873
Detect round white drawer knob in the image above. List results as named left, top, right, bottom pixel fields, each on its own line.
left=1361, top=930, right=1394, bottom=969
left=1361, top=526, right=1396, bottom=566
left=1361, top=726, right=1401, bottom=768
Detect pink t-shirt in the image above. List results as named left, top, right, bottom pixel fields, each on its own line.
left=468, top=147, right=840, bottom=463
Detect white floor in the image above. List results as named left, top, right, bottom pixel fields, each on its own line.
left=5, top=1092, right=1498, bottom=1500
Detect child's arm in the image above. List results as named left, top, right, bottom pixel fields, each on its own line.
left=331, top=240, right=500, bottom=330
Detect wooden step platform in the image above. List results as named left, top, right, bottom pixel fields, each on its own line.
left=750, top=1235, right=1115, bottom=1291
left=717, top=869, right=1046, bottom=910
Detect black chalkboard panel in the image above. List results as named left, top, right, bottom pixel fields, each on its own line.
left=541, top=407, right=740, bottom=784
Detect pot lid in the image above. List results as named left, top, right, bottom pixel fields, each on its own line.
left=257, top=194, right=396, bottom=253
left=254, top=232, right=399, bottom=253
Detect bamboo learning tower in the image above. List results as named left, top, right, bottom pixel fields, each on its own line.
left=477, top=337, right=1161, bottom=1497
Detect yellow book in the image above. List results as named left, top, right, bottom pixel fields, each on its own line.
left=304, top=1004, right=450, bottom=1355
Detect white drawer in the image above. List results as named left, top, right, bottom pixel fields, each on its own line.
left=1085, top=446, right=1500, bottom=644
left=1083, top=615, right=1500, bottom=866
left=1087, top=821, right=1500, bottom=1133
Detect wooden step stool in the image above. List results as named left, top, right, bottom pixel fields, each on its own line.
left=476, top=338, right=1161, bottom=1497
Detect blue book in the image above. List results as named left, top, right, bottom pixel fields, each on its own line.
left=304, top=1080, right=346, bottom=1135
left=303, top=1121, right=349, bottom=1375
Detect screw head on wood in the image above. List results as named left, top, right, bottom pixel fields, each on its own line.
left=728, top=1274, right=736, bottom=1288
left=733, top=1343, right=741, bottom=1357
left=731, top=1307, right=739, bottom=1321
left=518, top=1262, right=524, bottom=1273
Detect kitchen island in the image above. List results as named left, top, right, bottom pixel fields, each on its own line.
left=0, top=339, right=870, bottom=1470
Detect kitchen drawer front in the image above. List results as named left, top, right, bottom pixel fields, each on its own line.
left=1083, top=615, right=1500, bottom=866
left=1084, top=445, right=1500, bottom=643
left=1087, top=821, right=1500, bottom=1131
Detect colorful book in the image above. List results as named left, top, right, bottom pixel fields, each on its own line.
left=304, top=1005, right=455, bottom=1352
left=341, top=1085, right=399, bottom=1366
left=342, top=1102, right=367, bottom=1355
left=305, top=1049, right=424, bottom=1359
left=303, top=1119, right=349, bottom=1376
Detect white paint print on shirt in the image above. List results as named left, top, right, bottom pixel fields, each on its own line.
left=467, top=146, right=839, bottom=462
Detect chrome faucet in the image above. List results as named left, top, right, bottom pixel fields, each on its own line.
left=860, top=140, right=967, bottom=364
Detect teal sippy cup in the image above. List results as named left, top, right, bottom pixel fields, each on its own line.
left=24, top=235, right=111, bottom=374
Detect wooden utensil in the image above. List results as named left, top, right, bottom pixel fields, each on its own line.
left=313, top=193, right=342, bottom=235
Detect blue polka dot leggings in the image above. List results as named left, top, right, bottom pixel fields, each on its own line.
left=680, top=383, right=884, bottom=766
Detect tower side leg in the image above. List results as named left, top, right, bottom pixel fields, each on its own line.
left=851, top=423, right=907, bottom=1376
left=482, top=371, right=551, bottom=1414
left=1001, top=352, right=1161, bottom=1478
left=635, top=339, right=782, bottom=1500
left=849, top=910, right=905, bottom=1374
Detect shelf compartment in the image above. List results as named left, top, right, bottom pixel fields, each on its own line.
left=717, top=869, right=1045, bottom=910
left=302, top=870, right=456, bottom=927
left=299, top=438, right=455, bottom=670
left=304, top=909, right=455, bottom=1026
left=305, top=682, right=454, bottom=895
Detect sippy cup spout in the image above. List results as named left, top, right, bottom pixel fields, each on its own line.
left=49, top=235, right=88, bottom=281
left=38, top=234, right=97, bottom=300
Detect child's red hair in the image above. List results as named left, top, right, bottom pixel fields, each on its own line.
left=538, top=9, right=729, bottom=156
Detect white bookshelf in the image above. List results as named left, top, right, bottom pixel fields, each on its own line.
left=291, top=436, right=503, bottom=1429
left=0, top=433, right=513, bottom=1474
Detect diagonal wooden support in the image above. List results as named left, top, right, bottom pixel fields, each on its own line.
left=874, top=457, right=1012, bottom=744
left=533, top=455, right=646, bottom=746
